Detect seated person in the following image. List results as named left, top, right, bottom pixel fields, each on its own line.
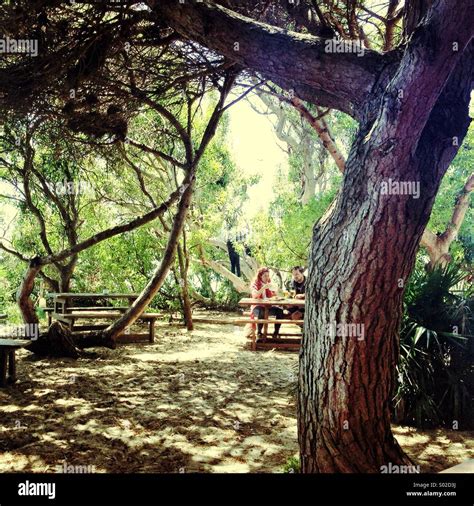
left=250, top=267, right=284, bottom=339
left=288, top=266, right=306, bottom=322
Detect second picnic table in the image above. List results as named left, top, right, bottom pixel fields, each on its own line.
left=49, top=292, right=139, bottom=314
left=238, top=297, right=305, bottom=351
left=0, top=339, right=30, bottom=387
left=46, top=293, right=159, bottom=343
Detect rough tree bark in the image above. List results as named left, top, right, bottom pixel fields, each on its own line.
left=299, top=20, right=473, bottom=473
left=152, top=0, right=474, bottom=473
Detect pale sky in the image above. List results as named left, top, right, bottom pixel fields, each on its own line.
left=227, top=95, right=288, bottom=221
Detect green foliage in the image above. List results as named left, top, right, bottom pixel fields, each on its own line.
left=249, top=169, right=340, bottom=271
left=395, top=262, right=473, bottom=429
left=282, top=456, right=300, bottom=473
left=426, top=123, right=473, bottom=265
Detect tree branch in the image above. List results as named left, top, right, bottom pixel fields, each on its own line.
left=150, top=0, right=389, bottom=120
left=39, top=188, right=182, bottom=266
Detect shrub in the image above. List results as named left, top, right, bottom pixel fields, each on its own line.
left=394, top=262, right=473, bottom=429
left=283, top=456, right=300, bottom=473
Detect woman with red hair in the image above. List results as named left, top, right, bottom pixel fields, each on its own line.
left=250, top=267, right=284, bottom=339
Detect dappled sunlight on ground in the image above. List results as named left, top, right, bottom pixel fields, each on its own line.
left=393, top=426, right=473, bottom=472
left=0, top=316, right=472, bottom=473
left=0, top=318, right=298, bottom=473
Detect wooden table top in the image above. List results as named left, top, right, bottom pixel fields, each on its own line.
left=48, top=293, right=139, bottom=299
left=0, top=339, right=31, bottom=348
left=54, top=311, right=160, bottom=319
left=239, top=297, right=305, bottom=307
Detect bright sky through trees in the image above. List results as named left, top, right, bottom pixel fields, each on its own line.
left=228, top=96, right=288, bottom=221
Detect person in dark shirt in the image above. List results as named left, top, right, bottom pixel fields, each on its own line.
left=288, top=266, right=305, bottom=322
left=226, top=238, right=241, bottom=277
left=290, top=266, right=306, bottom=297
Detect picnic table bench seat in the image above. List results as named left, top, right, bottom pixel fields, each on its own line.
left=43, top=306, right=130, bottom=325
left=233, top=318, right=303, bottom=325
left=190, top=317, right=303, bottom=326
left=0, top=338, right=30, bottom=387
left=59, top=306, right=130, bottom=311
left=46, top=292, right=158, bottom=344
left=53, top=311, right=160, bottom=343
left=57, top=311, right=160, bottom=319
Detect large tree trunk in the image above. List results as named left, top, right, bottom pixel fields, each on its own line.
left=154, top=0, right=473, bottom=473
left=298, top=46, right=473, bottom=474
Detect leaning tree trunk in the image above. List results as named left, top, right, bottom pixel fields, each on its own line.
left=298, top=38, right=473, bottom=472
left=101, top=172, right=196, bottom=341
left=17, top=260, right=42, bottom=324
left=100, top=72, right=234, bottom=341
left=177, top=242, right=194, bottom=330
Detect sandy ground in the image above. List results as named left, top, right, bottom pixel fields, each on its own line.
left=0, top=315, right=472, bottom=473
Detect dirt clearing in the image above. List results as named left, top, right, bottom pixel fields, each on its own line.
left=0, top=317, right=472, bottom=473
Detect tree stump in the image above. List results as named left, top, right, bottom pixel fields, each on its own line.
left=26, top=321, right=116, bottom=359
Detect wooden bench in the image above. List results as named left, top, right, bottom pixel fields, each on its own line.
left=190, top=317, right=303, bottom=327
left=43, top=306, right=129, bottom=326
left=65, top=306, right=130, bottom=311
left=181, top=315, right=303, bottom=351
left=0, top=339, right=30, bottom=387
left=52, top=311, right=160, bottom=343
left=234, top=318, right=303, bottom=325
left=235, top=317, right=303, bottom=351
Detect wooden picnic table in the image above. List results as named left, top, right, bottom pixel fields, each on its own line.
left=238, top=297, right=305, bottom=351
left=0, top=314, right=7, bottom=320
left=0, top=339, right=30, bottom=387
left=46, top=293, right=157, bottom=343
left=47, top=292, right=140, bottom=314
